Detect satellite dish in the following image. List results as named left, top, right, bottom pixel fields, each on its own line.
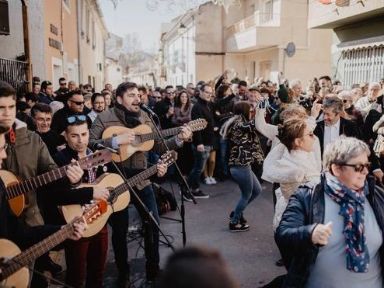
left=285, top=42, right=296, bottom=58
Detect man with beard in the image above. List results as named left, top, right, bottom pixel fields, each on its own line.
left=89, top=81, right=192, bottom=286
left=88, top=93, right=106, bottom=123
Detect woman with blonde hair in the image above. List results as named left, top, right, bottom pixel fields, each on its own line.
left=262, top=117, right=321, bottom=230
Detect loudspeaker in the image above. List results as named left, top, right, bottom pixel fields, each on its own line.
left=0, top=0, right=10, bottom=36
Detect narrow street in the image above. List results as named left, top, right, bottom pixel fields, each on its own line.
left=102, top=179, right=285, bottom=287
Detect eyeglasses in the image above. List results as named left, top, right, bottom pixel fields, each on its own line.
left=0, top=143, right=8, bottom=152
left=60, top=83, right=67, bottom=86
left=340, top=162, right=371, bottom=173
left=69, top=100, right=85, bottom=106
left=67, top=115, right=87, bottom=124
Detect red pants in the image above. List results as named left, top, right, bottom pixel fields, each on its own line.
left=65, top=225, right=108, bottom=288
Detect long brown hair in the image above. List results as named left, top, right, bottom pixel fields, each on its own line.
left=175, top=90, right=191, bottom=111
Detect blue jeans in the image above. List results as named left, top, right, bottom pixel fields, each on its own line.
left=218, top=138, right=229, bottom=176
left=230, top=165, right=262, bottom=224
left=187, top=145, right=211, bottom=190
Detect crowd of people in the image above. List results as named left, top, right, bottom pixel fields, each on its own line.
left=1, top=69, right=384, bottom=288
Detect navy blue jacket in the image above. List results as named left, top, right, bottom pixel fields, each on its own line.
left=275, top=175, right=384, bottom=287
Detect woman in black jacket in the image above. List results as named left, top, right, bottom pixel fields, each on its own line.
left=276, top=136, right=384, bottom=288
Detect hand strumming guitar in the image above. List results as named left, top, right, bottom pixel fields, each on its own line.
left=93, top=187, right=110, bottom=201
left=115, top=130, right=135, bottom=145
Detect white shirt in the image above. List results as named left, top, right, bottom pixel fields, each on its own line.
left=323, top=118, right=340, bottom=152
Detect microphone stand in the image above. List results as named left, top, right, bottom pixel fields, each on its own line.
left=110, top=160, right=175, bottom=252
left=145, top=111, right=196, bottom=247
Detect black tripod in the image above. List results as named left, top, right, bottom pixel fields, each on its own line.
left=145, top=111, right=197, bottom=247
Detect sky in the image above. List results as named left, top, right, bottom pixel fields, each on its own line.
left=100, top=0, right=207, bottom=53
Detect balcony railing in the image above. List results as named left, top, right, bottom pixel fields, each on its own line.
left=225, top=11, right=280, bottom=38
left=0, top=58, right=28, bottom=94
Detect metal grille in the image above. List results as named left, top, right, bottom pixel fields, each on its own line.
left=341, top=46, right=384, bottom=88
left=0, top=58, right=28, bottom=94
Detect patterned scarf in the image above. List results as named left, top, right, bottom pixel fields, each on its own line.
left=325, top=172, right=370, bottom=273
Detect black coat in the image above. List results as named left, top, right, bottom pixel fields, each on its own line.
left=38, top=147, right=94, bottom=226
left=275, top=175, right=384, bottom=288
left=154, top=98, right=175, bottom=129
left=314, top=117, right=361, bottom=154
left=191, top=97, right=215, bottom=147
left=0, top=179, right=58, bottom=249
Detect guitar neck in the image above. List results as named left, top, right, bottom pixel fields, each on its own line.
left=140, top=127, right=181, bottom=142
left=5, top=166, right=67, bottom=200
left=113, top=165, right=158, bottom=197
left=1, top=225, right=72, bottom=279
left=5, top=156, right=93, bottom=200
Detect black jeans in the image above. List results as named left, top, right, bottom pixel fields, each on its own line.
left=109, top=184, right=160, bottom=280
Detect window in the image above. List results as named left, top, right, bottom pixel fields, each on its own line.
left=92, top=20, right=96, bottom=49
left=63, top=0, right=70, bottom=11
left=340, top=46, right=384, bottom=88
left=262, top=0, right=274, bottom=23
left=86, top=7, right=90, bottom=43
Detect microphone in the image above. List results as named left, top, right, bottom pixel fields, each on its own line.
left=92, top=143, right=119, bottom=154
left=140, top=103, right=157, bottom=117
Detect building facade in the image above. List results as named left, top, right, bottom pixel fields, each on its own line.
left=309, top=0, right=384, bottom=88
left=0, top=0, right=108, bottom=91
left=44, top=0, right=79, bottom=89
left=77, top=0, right=108, bottom=91
left=160, top=0, right=333, bottom=86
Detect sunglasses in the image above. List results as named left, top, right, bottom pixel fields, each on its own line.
left=340, top=162, right=371, bottom=173
left=60, top=83, right=67, bottom=86
left=67, top=115, right=87, bottom=124
left=0, top=143, right=8, bottom=152
left=69, top=100, right=85, bottom=106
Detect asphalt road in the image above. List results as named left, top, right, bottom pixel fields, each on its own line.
left=103, top=178, right=285, bottom=287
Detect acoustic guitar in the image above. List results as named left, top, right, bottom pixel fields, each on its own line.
left=61, top=150, right=178, bottom=237
left=0, top=201, right=106, bottom=288
left=0, top=149, right=112, bottom=216
left=102, top=118, right=207, bottom=162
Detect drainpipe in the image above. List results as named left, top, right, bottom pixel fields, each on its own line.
left=76, top=0, right=82, bottom=84
left=21, top=0, right=32, bottom=90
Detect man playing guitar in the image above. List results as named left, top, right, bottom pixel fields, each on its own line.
left=0, top=80, right=85, bottom=286
left=89, top=81, right=192, bottom=285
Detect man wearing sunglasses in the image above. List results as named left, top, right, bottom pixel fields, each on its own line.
left=54, top=77, right=69, bottom=101
left=46, top=115, right=111, bottom=288
left=89, top=81, right=192, bottom=285
left=51, top=89, right=91, bottom=134
left=154, top=85, right=176, bottom=129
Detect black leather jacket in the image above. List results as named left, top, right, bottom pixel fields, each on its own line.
left=275, top=175, right=384, bottom=288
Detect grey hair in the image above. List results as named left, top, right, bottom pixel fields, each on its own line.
left=290, top=79, right=302, bottom=89
left=337, top=90, right=352, bottom=100
left=323, top=136, right=370, bottom=171
left=322, top=96, right=343, bottom=114
left=369, top=82, right=381, bottom=90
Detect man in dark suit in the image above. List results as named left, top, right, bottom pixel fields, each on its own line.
left=314, top=97, right=360, bottom=154
left=314, top=96, right=383, bottom=182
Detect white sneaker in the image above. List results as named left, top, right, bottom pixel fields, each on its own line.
left=209, top=177, right=217, bottom=184
left=204, top=177, right=213, bottom=185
